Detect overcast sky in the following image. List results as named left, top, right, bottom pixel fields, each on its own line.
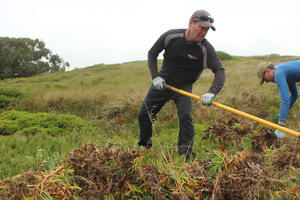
left=1, top=0, right=300, bottom=70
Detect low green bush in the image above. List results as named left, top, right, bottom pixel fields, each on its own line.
left=0, top=88, right=25, bottom=110
left=100, top=103, right=126, bottom=119
left=0, top=110, right=92, bottom=136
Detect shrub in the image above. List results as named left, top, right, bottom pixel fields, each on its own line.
left=0, top=120, right=18, bottom=135
left=100, top=103, right=126, bottom=119
left=216, top=51, right=232, bottom=60
left=0, top=110, right=92, bottom=136
left=0, top=88, right=24, bottom=110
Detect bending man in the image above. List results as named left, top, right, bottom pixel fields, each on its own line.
left=256, top=60, right=300, bottom=138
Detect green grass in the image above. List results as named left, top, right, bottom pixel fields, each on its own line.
left=0, top=124, right=96, bottom=179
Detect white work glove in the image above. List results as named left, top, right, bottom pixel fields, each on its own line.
left=274, top=129, right=285, bottom=139
left=152, top=76, right=166, bottom=90
left=201, top=93, right=215, bottom=106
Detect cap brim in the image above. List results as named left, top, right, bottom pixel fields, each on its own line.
left=260, top=78, right=264, bottom=85
left=199, top=21, right=216, bottom=31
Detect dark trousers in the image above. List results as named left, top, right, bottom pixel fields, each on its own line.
left=138, top=84, right=194, bottom=155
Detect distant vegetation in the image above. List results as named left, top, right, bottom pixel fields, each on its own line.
left=0, top=37, right=70, bottom=79
left=216, top=50, right=232, bottom=60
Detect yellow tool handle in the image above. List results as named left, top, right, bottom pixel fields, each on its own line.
left=164, top=84, right=300, bottom=137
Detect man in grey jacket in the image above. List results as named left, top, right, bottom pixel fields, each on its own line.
left=138, top=10, right=225, bottom=160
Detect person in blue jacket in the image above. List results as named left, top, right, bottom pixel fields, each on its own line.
left=256, top=60, right=300, bottom=138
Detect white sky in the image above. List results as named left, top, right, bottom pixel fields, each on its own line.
left=1, top=0, right=300, bottom=70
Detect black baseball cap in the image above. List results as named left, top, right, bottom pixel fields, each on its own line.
left=191, top=10, right=216, bottom=31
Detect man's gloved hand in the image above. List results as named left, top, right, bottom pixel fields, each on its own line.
left=201, top=93, right=215, bottom=106
left=272, top=114, right=280, bottom=122
left=152, top=77, right=166, bottom=90
left=274, top=129, right=285, bottom=138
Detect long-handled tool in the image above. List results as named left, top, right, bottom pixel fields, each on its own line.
left=164, top=84, right=300, bottom=137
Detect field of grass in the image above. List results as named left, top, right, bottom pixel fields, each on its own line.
left=0, top=54, right=299, bottom=199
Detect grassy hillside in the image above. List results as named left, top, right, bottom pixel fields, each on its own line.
left=0, top=55, right=299, bottom=199
left=1, top=55, right=300, bottom=128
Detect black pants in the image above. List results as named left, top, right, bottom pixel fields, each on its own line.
left=138, top=83, right=194, bottom=155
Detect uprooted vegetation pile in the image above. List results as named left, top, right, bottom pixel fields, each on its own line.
left=1, top=117, right=299, bottom=199
left=0, top=167, right=79, bottom=200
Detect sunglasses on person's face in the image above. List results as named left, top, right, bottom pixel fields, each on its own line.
left=193, top=15, right=214, bottom=23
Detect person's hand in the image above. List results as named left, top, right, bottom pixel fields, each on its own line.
left=272, top=114, right=280, bottom=122
left=274, top=129, right=285, bottom=138
left=152, top=76, right=166, bottom=90
left=201, top=93, right=215, bottom=106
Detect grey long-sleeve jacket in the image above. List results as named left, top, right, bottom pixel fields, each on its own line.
left=148, top=29, right=225, bottom=95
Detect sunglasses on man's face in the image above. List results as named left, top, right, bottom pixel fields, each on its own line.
left=193, top=15, right=214, bottom=23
